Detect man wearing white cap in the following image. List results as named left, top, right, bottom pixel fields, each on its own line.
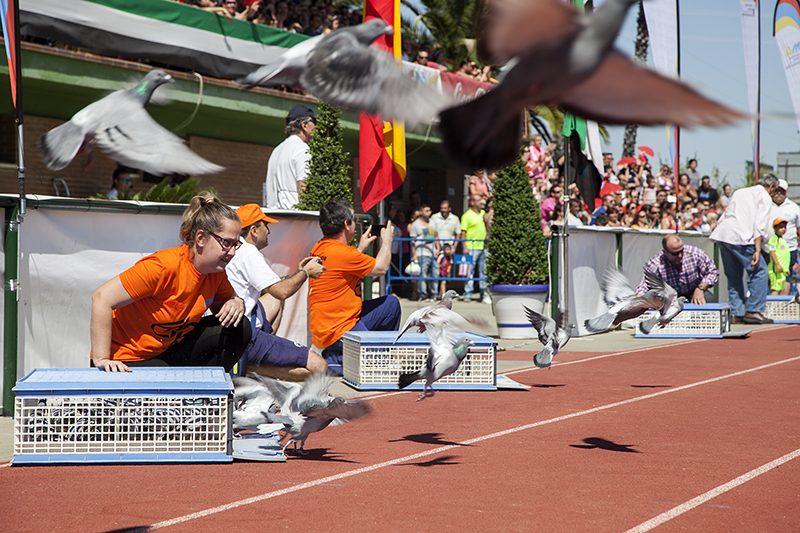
left=265, top=104, right=317, bottom=210
left=769, top=178, right=800, bottom=277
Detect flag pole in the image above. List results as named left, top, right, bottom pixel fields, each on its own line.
left=673, top=0, right=680, bottom=231
left=755, top=0, right=761, bottom=180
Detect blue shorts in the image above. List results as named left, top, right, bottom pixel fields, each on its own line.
left=234, top=301, right=308, bottom=376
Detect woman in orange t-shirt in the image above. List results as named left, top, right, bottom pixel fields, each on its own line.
left=90, top=193, right=249, bottom=372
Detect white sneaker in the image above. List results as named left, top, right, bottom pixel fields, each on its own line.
left=481, top=296, right=492, bottom=305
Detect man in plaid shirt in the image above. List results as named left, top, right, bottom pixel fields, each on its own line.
left=636, top=234, right=719, bottom=305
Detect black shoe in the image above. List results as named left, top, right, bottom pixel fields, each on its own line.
left=731, top=316, right=744, bottom=324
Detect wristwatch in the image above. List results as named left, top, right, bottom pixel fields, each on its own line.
left=697, top=283, right=708, bottom=291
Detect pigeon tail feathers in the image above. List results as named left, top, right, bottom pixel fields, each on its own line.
left=39, top=121, right=86, bottom=171
left=638, top=314, right=659, bottom=335
left=398, top=370, right=421, bottom=390
left=534, top=345, right=554, bottom=368
left=584, top=312, right=615, bottom=333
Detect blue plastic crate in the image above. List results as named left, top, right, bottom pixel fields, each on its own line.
left=764, top=295, right=800, bottom=323
left=13, top=367, right=233, bottom=465
left=634, top=303, right=732, bottom=338
left=342, top=331, right=497, bottom=391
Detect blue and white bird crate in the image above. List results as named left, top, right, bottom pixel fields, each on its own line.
left=342, top=331, right=497, bottom=391
left=764, top=295, right=800, bottom=323
left=13, top=367, right=233, bottom=465
left=634, top=303, right=732, bottom=338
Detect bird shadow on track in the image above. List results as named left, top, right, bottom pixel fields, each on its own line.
left=570, top=437, right=641, bottom=453
left=387, top=433, right=472, bottom=447
left=100, top=527, right=149, bottom=533
left=399, top=455, right=461, bottom=468
left=284, top=447, right=359, bottom=463
left=630, top=384, right=671, bottom=388
left=531, top=384, right=566, bottom=388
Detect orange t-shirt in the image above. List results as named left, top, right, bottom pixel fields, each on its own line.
left=308, top=238, right=376, bottom=348
left=107, top=244, right=234, bottom=362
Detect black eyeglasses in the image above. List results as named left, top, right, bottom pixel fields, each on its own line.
left=209, top=232, right=242, bottom=252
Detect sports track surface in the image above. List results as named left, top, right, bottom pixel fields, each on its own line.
left=1, top=324, right=798, bottom=532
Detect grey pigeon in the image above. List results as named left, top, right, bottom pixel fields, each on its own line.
left=523, top=305, right=570, bottom=368
left=398, top=328, right=474, bottom=401
left=438, top=0, right=743, bottom=171
left=239, top=19, right=451, bottom=126
left=38, top=69, right=224, bottom=176
left=638, top=270, right=686, bottom=335
left=232, top=376, right=281, bottom=431
left=584, top=268, right=666, bottom=333
left=257, top=372, right=371, bottom=454
left=394, top=290, right=460, bottom=343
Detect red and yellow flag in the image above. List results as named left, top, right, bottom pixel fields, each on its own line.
left=359, top=0, right=406, bottom=212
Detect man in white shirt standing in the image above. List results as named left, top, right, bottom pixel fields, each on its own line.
left=769, top=178, right=800, bottom=277
left=430, top=200, right=461, bottom=247
left=226, top=204, right=327, bottom=380
left=709, top=174, right=779, bottom=324
left=265, top=105, right=316, bottom=210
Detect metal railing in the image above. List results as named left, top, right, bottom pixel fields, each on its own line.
left=386, top=237, right=487, bottom=295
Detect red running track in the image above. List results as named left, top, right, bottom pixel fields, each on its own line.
left=1, top=326, right=799, bottom=532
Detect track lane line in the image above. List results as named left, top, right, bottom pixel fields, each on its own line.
left=624, top=447, right=800, bottom=533
left=135, top=354, right=800, bottom=532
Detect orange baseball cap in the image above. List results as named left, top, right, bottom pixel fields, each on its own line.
left=773, top=217, right=787, bottom=227
left=236, top=204, right=278, bottom=227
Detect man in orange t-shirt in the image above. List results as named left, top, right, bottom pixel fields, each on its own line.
left=309, top=199, right=400, bottom=375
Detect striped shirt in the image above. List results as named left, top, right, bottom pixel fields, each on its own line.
left=635, top=245, right=719, bottom=296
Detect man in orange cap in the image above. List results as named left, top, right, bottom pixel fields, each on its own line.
left=226, top=204, right=327, bottom=380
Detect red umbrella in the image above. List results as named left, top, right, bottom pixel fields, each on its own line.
left=637, top=145, right=654, bottom=157
left=617, top=157, right=636, bottom=166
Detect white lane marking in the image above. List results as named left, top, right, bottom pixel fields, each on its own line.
left=625, top=447, right=800, bottom=533
left=138, top=354, right=800, bottom=531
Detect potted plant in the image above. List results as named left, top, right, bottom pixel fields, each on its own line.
left=486, top=151, right=550, bottom=339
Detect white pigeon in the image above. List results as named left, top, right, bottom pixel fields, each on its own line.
left=584, top=268, right=666, bottom=333
left=38, top=69, right=224, bottom=177
left=258, top=372, right=371, bottom=454
left=232, top=376, right=281, bottom=431
left=394, top=290, right=460, bottom=343
left=638, top=270, right=686, bottom=335
left=523, top=306, right=570, bottom=368
left=398, top=328, right=474, bottom=401
left=239, top=18, right=451, bottom=126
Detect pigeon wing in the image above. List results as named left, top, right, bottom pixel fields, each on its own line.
left=237, top=35, right=324, bottom=87
left=301, top=34, right=451, bottom=126
left=524, top=305, right=555, bottom=345
left=559, top=51, right=744, bottom=127
left=305, top=397, right=371, bottom=422
left=602, top=268, right=636, bottom=307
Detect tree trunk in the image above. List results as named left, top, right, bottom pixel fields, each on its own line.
left=622, top=2, right=649, bottom=158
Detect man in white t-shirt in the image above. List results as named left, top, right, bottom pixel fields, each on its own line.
left=430, top=200, right=461, bottom=247
left=264, top=105, right=316, bottom=209
left=226, top=204, right=326, bottom=380
left=769, top=178, right=800, bottom=276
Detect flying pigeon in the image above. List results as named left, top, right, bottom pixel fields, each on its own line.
left=394, top=290, right=460, bottom=343
left=38, top=69, right=224, bottom=176
left=638, top=270, right=686, bottom=335
left=437, top=0, right=744, bottom=171
left=257, top=372, right=371, bottom=454
left=239, top=18, right=451, bottom=126
left=398, top=328, right=474, bottom=400
left=584, top=268, right=666, bottom=333
left=232, top=376, right=281, bottom=431
left=523, top=305, right=570, bottom=368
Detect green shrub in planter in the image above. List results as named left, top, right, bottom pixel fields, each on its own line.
left=486, top=154, right=549, bottom=285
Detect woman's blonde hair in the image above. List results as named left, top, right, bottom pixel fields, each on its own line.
left=180, top=191, right=240, bottom=248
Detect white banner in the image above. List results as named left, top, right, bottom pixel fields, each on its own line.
left=774, top=0, right=800, bottom=133
left=741, top=0, right=761, bottom=164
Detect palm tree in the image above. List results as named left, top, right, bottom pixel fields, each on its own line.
left=621, top=2, right=649, bottom=157
left=401, top=0, right=485, bottom=67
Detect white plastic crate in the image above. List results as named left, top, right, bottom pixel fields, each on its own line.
left=634, top=303, right=731, bottom=338
left=13, top=367, right=233, bottom=465
left=342, top=331, right=497, bottom=391
left=764, top=295, right=800, bottom=323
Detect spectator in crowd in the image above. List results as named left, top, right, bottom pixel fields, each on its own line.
left=685, top=158, right=701, bottom=189
left=657, top=165, right=674, bottom=191
left=414, top=50, right=430, bottom=66
left=661, top=202, right=678, bottom=231
left=678, top=174, right=698, bottom=205
left=460, top=195, right=490, bottom=304
left=321, top=14, right=339, bottom=34
left=768, top=218, right=791, bottom=295
left=719, top=184, right=733, bottom=211
left=308, top=199, right=400, bottom=375
left=430, top=199, right=461, bottom=249
left=549, top=203, right=565, bottom=231
left=769, top=178, right=800, bottom=277
left=526, top=135, right=555, bottom=182
left=225, top=204, right=326, bottom=380
left=642, top=174, right=658, bottom=205
left=606, top=206, right=623, bottom=227
left=540, top=184, right=563, bottom=222
left=567, top=198, right=589, bottom=226
left=409, top=204, right=438, bottom=301
left=107, top=165, right=137, bottom=199
left=406, top=190, right=422, bottom=222
left=636, top=234, right=719, bottom=305
left=591, top=194, right=615, bottom=225
left=90, top=193, right=249, bottom=372
left=696, top=175, right=719, bottom=208
left=468, top=170, right=493, bottom=201
left=265, top=104, right=316, bottom=209
left=437, top=243, right=455, bottom=300
left=646, top=203, right=662, bottom=229
left=709, top=173, right=779, bottom=324
left=631, top=210, right=649, bottom=229
left=595, top=212, right=609, bottom=227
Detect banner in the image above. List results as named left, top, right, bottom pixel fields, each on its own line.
left=642, top=0, right=680, bottom=187
left=741, top=0, right=761, bottom=176
left=359, top=0, right=405, bottom=213
left=774, top=0, right=800, bottom=134
left=1, top=0, right=19, bottom=110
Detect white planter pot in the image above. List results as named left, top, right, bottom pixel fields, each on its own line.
left=488, top=284, right=550, bottom=339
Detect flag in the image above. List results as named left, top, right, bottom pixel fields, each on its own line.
left=774, top=0, right=800, bottom=135
left=1, top=0, right=20, bottom=113
left=741, top=0, right=761, bottom=178
left=359, top=0, right=406, bottom=212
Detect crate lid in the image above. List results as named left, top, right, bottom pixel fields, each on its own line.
left=13, top=367, right=233, bottom=396
left=343, top=330, right=495, bottom=346
left=682, top=303, right=731, bottom=311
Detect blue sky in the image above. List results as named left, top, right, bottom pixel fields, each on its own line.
left=608, top=0, right=798, bottom=188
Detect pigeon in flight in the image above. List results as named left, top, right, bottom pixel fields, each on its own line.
left=38, top=69, right=224, bottom=177
left=232, top=376, right=282, bottom=431
left=398, top=328, right=474, bottom=400
left=437, top=0, right=744, bottom=171
left=638, top=270, right=686, bottom=335
left=394, top=290, right=460, bottom=343
left=239, top=18, right=451, bottom=126
left=584, top=268, right=666, bottom=333
left=257, top=372, right=371, bottom=454
left=523, top=305, right=570, bottom=368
